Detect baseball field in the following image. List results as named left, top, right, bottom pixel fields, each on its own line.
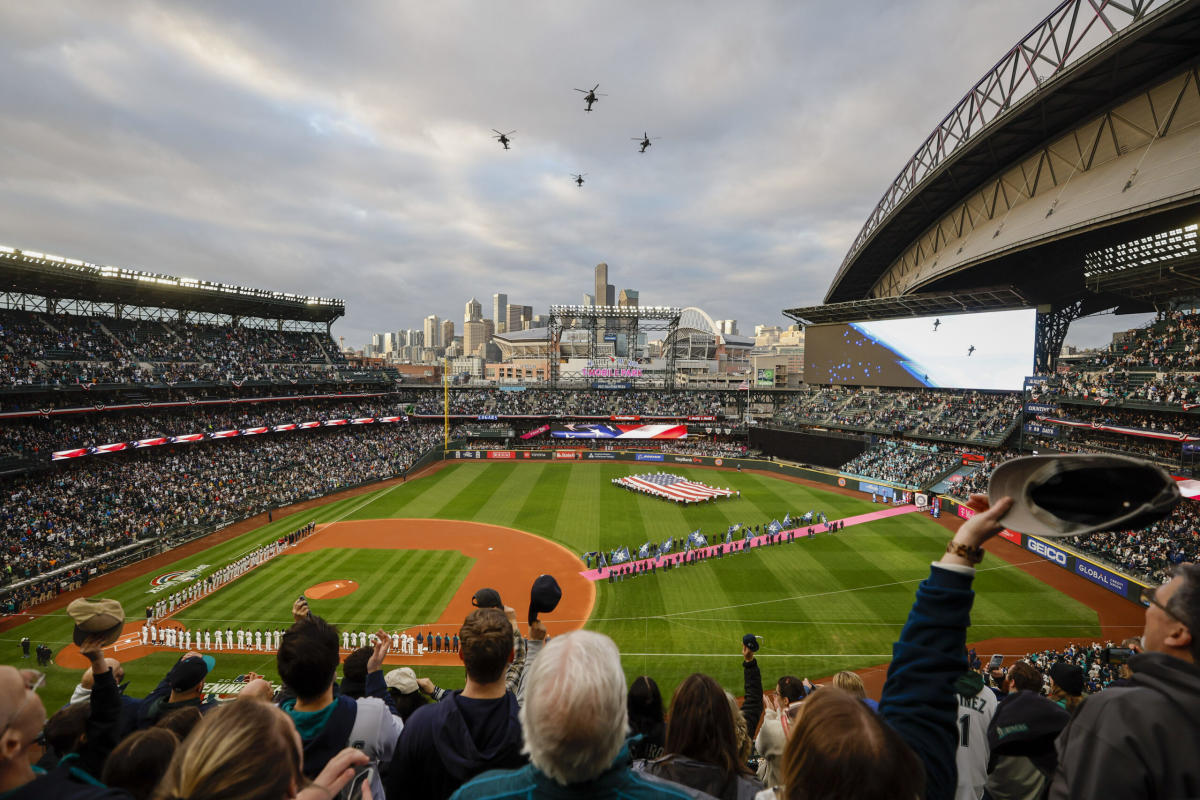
left=9, top=460, right=1104, bottom=709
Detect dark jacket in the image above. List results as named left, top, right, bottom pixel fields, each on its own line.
left=984, top=690, right=1070, bottom=800
left=135, top=659, right=216, bottom=729
left=452, top=742, right=701, bottom=799
left=878, top=564, right=978, bottom=800
left=634, top=755, right=762, bottom=800
left=385, top=690, right=526, bottom=800
left=740, top=657, right=763, bottom=737
left=1050, top=652, right=1200, bottom=800
left=0, top=766, right=131, bottom=800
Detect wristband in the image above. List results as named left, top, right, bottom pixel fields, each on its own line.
left=945, top=540, right=985, bottom=565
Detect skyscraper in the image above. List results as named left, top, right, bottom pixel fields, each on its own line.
left=583, top=293, right=595, bottom=306
left=464, top=320, right=485, bottom=357
left=465, top=297, right=482, bottom=323
left=492, top=293, right=508, bottom=332
left=522, top=306, right=533, bottom=329
left=442, top=320, right=455, bottom=347
left=506, top=303, right=523, bottom=335
left=618, top=289, right=639, bottom=308
left=594, top=263, right=608, bottom=309
left=423, top=315, right=441, bottom=349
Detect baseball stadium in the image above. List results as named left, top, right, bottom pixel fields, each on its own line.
left=2, top=1, right=1200, bottom=799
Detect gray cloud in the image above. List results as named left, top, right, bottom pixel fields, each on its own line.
left=2, top=0, right=1133, bottom=350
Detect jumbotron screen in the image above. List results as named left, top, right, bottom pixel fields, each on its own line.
left=802, top=309, right=1036, bottom=390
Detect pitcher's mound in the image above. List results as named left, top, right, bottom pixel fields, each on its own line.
left=306, top=580, right=359, bottom=599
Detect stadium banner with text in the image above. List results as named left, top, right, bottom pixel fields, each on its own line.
left=520, top=425, right=550, bottom=440
left=635, top=453, right=665, bottom=461
left=585, top=452, right=618, bottom=460
left=520, top=450, right=551, bottom=459
left=756, top=368, right=775, bottom=387
left=1023, top=421, right=1059, bottom=438
left=554, top=451, right=578, bottom=459
left=486, top=450, right=515, bottom=459
left=857, top=481, right=895, bottom=499
left=1024, top=403, right=1058, bottom=414
left=1074, top=559, right=1129, bottom=595
left=551, top=423, right=687, bottom=439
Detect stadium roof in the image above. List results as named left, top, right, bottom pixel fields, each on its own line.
left=784, top=286, right=1031, bottom=326
left=0, top=245, right=345, bottom=323
left=826, top=0, right=1200, bottom=304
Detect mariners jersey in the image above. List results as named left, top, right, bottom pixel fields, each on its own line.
left=955, top=685, right=998, bottom=800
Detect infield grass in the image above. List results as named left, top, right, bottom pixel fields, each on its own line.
left=7, top=461, right=1101, bottom=708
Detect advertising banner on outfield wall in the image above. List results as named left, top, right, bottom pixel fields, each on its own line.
left=486, top=451, right=515, bottom=459
left=635, top=453, right=665, bottom=462
left=555, top=451, right=577, bottom=459
left=1074, top=559, right=1129, bottom=595
left=857, top=481, right=895, bottom=499
left=521, top=450, right=551, bottom=459
left=585, top=452, right=617, bottom=459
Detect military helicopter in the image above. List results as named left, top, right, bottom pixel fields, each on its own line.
left=574, top=84, right=606, bottom=112
left=967, top=345, right=976, bottom=356
left=491, top=129, right=516, bottom=150
left=632, top=132, right=660, bottom=153
left=572, top=173, right=587, bottom=187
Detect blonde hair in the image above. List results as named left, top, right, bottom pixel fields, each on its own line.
left=831, top=671, right=866, bottom=699
left=726, top=691, right=751, bottom=763
left=153, top=701, right=301, bottom=800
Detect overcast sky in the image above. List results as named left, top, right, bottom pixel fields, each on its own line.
left=0, top=1, right=1146, bottom=351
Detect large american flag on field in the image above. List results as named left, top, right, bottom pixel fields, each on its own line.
left=618, top=473, right=734, bottom=502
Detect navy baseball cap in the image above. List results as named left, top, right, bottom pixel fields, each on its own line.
left=472, top=588, right=503, bottom=609
left=743, top=634, right=760, bottom=652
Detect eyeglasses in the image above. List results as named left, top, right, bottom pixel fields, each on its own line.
left=1140, top=585, right=1190, bottom=628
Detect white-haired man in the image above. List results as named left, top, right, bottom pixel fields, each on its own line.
left=450, top=630, right=694, bottom=799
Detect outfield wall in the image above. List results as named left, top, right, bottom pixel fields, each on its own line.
left=445, top=446, right=907, bottom=498
left=941, top=496, right=1150, bottom=607
left=748, top=426, right=869, bottom=469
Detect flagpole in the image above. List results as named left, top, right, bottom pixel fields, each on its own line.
left=443, top=358, right=449, bottom=450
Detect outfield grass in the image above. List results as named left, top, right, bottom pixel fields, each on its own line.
left=7, top=461, right=1102, bottom=708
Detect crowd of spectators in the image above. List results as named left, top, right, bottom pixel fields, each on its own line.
left=414, top=389, right=732, bottom=417
left=1010, top=642, right=1136, bottom=696
left=839, top=443, right=960, bottom=489
left=0, top=425, right=442, bottom=599
left=0, top=308, right=345, bottom=388
left=1050, top=311, right=1200, bottom=406
left=772, top=387, right=1019, bottom=443
left=1061, top=502, right=1200, bottom=584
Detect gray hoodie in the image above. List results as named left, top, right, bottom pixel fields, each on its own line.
left=1050, top=651, right=1200, bottom=799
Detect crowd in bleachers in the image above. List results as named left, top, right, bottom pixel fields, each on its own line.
left=1049, top=311, right=1200, bottom=406
left=838, top=443, right=960, bottom=489
left=1061, top=503, right=1200, bottom=584
left=414, top=389, right=731, bottom=417
left=1009, top=642, right=1135, bottom=696
left=0, top=425, right=442, bottom=596
left=772, top=386, right=1019, bottom=443
left=0, top=308, right=345, bottom=388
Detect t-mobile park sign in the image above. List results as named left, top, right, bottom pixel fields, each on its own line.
left=583, top=368, right=643, bottom=378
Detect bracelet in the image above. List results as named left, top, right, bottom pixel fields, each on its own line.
left=945, top=540, right=985, bottom=565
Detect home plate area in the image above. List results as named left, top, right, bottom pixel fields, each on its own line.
left=614, top=472, right=739, bottom=504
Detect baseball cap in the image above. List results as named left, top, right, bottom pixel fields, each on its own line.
left=1048, top=662, right=1084, bottom=697
left=528, top=575, right=562, bottom=625
left=988, top=455, right=1180, bottom=538
left=167, top=655, right=215, bottom=691
left=385, top=667, right=419, bottom=695
left=743, top=633, right=761, bottom=653
left=67, top=598, right=126, bottom=647
left=472, top=588, right=503, bottom=609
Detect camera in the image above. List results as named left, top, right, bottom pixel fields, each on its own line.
left=1100, top=647, right=1135, bottom=666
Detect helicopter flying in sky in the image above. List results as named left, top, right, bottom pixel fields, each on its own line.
left=632, top=132, right=660, bottom=153
left=572, top=173, right=587, bottom=187
left=932, top=318, right=941, bottom=332
left=491, top=129, right=515, bottom=150
left=574, top=84, right=606, bottom=112
left=967, top=345, right=976, bottom=356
